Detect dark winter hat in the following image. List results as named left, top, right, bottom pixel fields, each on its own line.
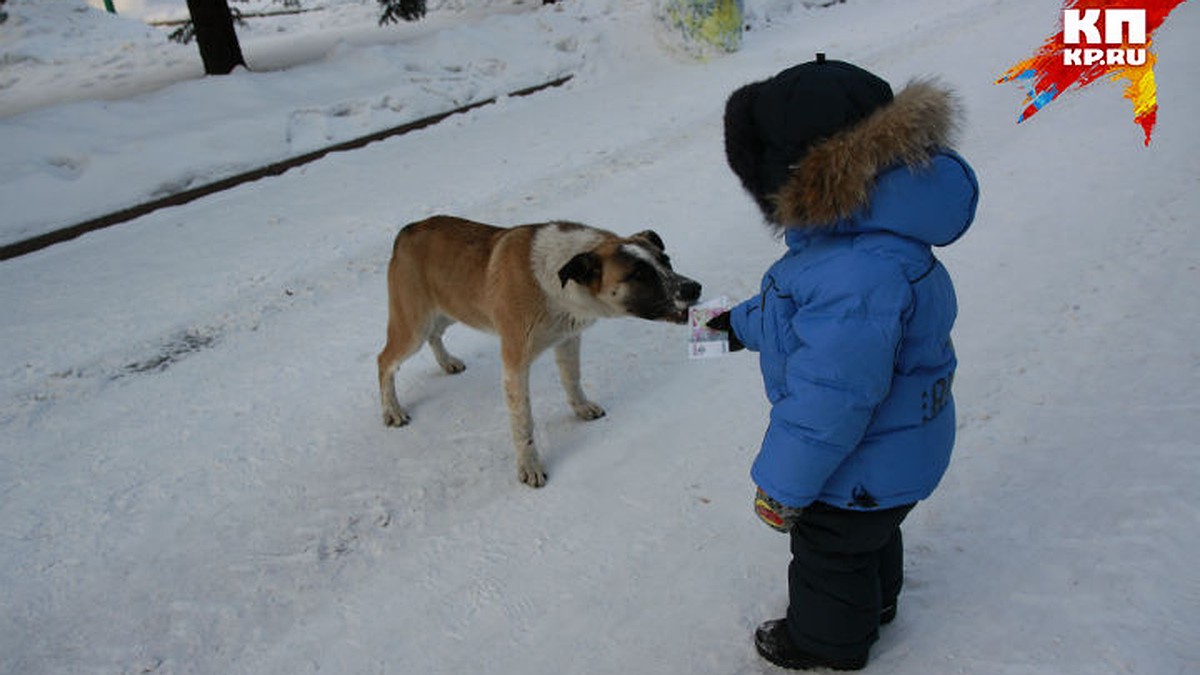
left=724, top=55, right=894, bottom=221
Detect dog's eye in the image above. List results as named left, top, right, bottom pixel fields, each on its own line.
left=627, top=262, right=658, bottom=283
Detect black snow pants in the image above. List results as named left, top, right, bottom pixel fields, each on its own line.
left=786, top=501, right=915, bottom=660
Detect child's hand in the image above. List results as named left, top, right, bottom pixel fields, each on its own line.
left=754, top=487, right=803, bottom=532
left=705, top=311, right=744, bottom=351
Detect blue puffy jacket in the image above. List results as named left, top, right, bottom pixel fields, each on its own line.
left=730, top=151, right=979, bottom=510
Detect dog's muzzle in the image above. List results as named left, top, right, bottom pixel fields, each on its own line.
left=668, top=276, right=702, bottom=323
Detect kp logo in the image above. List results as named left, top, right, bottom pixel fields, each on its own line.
left=1061, top=8, right=1148, bottom=65
left=996, top=0, right=1190, bottom=146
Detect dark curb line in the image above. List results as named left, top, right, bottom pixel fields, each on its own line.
left=1, top=74, right=572, bottom=262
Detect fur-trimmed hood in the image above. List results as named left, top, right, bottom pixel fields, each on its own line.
left=775, top=80, right=960, bottom=225
left=726, top=77, right=977, bottom=244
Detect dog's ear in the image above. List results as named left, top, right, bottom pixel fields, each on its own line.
left=631, top=230, right=665, bottom=252
left=558, top=251, right=602, bottom=288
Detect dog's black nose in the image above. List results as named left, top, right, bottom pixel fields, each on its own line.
left=679, top=280, right=702, bottom=303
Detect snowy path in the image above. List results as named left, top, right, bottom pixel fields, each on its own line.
left=3, top=0, right=1200, bottom=673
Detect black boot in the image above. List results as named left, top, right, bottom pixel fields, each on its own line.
left=754, top=619, right=868, bottom=671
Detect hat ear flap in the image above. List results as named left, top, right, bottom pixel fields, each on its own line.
left=724, top=81, right=776, bottom=222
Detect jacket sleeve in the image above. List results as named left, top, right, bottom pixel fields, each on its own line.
left=750, top=255, right=912, bottom=508
left=728, top=294, right=764, bottom=352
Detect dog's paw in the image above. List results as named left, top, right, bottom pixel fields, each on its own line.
left=572, top=400, right=606, bottom=421
left=439, top=357, right=466, bottom=375
left=518, top=459, right=548, bottom=488
left=382, top=406, right=411, bottom=427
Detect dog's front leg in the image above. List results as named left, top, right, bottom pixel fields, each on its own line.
left=555, top=335, right=606, bottom=420
left=501, top=349, right=546, bottom=488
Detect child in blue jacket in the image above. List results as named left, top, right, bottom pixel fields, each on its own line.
left=708, top=56, right=979, bottom=670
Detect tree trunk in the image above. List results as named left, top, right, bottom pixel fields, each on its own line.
left=186, top=0, right=246, bottom=75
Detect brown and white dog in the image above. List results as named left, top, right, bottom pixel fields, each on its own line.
left=377, top=215, right=701, bottom=487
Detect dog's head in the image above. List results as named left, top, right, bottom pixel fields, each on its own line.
left=557, top=230, right=702, bottom=324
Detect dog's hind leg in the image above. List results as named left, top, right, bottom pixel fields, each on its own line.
left=426, top=314, right=466, bottom=375
left=555, top=335, right=606, bottom=420
left=378, top=314, right=427, bottom=427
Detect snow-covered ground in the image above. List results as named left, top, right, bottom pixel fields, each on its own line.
left=2, top=0, right=1198, bottom=673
